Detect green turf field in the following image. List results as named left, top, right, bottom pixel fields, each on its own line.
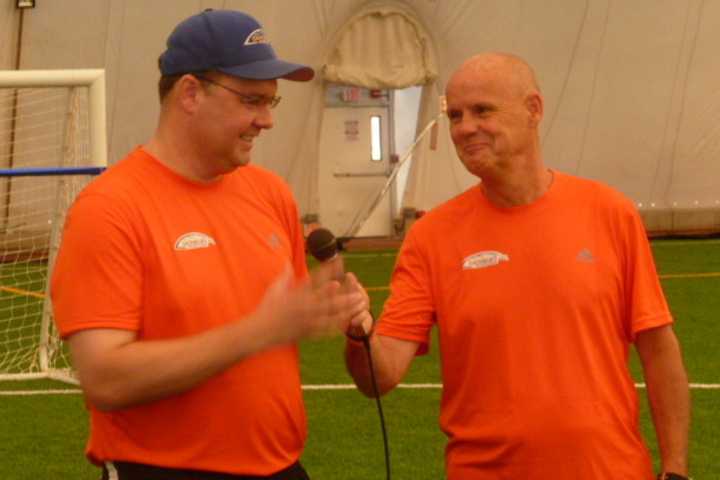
left=0, top=239, right=718, bottom=479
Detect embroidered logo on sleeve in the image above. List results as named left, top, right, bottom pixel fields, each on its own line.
left=267, top=232, right=282, bottom=249
left=576, top=248, right=595, bottom=263
left=462, top=251, right=510, bottom=270
left=174, top=232, right=216, bottom=251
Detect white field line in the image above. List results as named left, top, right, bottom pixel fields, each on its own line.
left=652, top=239, right=720, bottom=246
left=343, top=252, right=398, bottom=258
left=344, top=240, right=720, bottom=256
left=0, top=389, right=83, bottom=395
left=1, top=382, right=718, bottom=396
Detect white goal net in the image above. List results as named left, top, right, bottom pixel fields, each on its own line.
left=0, top=69, right=106, bottom=383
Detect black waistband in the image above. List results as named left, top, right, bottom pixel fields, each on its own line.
left=102, top=460, right=309, bottom=480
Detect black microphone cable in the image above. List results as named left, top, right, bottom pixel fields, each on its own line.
left=306, top=228, right=391, bottom=480
left=357, top=330, right=391, bottom=480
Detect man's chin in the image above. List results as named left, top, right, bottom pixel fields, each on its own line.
left=234, top=155, right=252, bottom=167
left=217, top=157, right=250, bottom=176
left=461, top=156, right=492, bottom=176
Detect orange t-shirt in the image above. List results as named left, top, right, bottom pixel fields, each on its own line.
left=51, top=148, right=308, bottom=475
left=376, top=172, right=671, bottom=479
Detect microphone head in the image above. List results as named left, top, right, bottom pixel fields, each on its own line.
left=306, top=228, right=338, bottom=262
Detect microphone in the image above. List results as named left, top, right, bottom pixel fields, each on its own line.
left=306, top=227, right=344, bottom=282
left=306, top=227, right=339, bottom=261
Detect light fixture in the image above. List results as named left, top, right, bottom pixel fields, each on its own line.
left=17, top=0, right=36, bottom=9
left=370, top=115, right=382, bottom=161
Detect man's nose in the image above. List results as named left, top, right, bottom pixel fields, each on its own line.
left=454, top=115, right=477, bottom=136
left=254, top=107, right=274, bottom=130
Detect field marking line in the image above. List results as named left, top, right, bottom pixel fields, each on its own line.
left=0, top=285, right=45, bottom=299
left=366, top=286, right=390, bottom=292
left=365, top=272, right=719, bottom=292
left=1, top=256, right=716, bottom=299
left=0, top=389, right=82, bottom=395
left=344, top=253, right=398, bottom=258
left=2, top=382, right=718, bottom=396
left=302, top=383, right=444, bottom=390
left=659, top=272, right=720, bottom=279
left=6, top=274, right=719, bottom=298
left=652, top=239, right=720, bottom=246
left=344, top=240, right=720, bottom=253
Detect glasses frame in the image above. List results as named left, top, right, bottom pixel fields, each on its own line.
left=194, top=75, right=282, bottom=109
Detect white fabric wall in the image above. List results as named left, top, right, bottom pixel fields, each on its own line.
left=0, top=3, right=18, bottom=71
left=0, top=3, right=19, bottom=172
left=4, top=0, right=719, bottom=234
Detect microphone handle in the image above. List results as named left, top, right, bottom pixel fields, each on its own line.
left=324, top=254, right=345, bottom=283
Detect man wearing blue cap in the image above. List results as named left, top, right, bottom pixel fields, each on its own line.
left=51, top=9, right=369, bottom=480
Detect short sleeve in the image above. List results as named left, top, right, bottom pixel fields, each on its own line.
left=621, top=203, right=673, bottom=339
left=51, top=193, right=143, bottom=338
left=375, top=226, right=435, bottom=354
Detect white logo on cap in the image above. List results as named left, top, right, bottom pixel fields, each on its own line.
left=244, top=28, right=267, bottom=45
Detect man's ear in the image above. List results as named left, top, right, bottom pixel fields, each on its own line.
left=525, top=92, right=543, bottom=126
left=176, top=74, right=204, bottom=113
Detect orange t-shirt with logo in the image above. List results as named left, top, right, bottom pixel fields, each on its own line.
left=376, top=172, right=671, bottom=479
left=52, top=148, right=308, bottom=475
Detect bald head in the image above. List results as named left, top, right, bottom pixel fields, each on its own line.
left=447, top=52, right=540, bottom=101
left=444, top=52, right=545, bottom=183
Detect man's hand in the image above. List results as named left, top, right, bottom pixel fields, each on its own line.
left=252, top=266, right=370, bottom=346
left=342, top=272, right=374, bottom=339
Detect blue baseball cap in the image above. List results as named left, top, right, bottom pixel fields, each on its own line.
left=159, top=9, right=314, bottom=82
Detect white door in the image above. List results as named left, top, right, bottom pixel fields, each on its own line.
left=317, top=85, right=392, bottom=238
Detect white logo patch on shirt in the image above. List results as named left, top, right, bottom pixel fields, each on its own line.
left=244, top=28, right=267, bottom=45
left=462, top=251, right=510, bottom=270
left=174, top=232, right=216, bottom=251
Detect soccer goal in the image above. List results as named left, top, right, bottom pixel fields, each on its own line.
left=0, top=69, right=107, bottom=384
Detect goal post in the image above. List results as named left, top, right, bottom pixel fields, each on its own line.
left=0, top=69, right=107, bottom=168
left=0, top=69, right=107, bottom=383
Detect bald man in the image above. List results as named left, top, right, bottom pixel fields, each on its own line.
left=345, top=53, right=690, bottom=480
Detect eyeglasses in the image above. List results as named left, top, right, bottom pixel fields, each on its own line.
left=195, top=76, right=282, bottom=109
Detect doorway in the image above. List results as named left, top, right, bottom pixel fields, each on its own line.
left=317, top=83, right=422, bottom=238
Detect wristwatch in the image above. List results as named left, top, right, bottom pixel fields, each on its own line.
left=657, top=473, right=689, bottom=480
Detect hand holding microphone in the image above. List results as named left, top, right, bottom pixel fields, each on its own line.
left=307, top=228, right=374, bottom=340
left=251, top=228, right=369, bottom=346
left=308, top=229, right=389, bottom=479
